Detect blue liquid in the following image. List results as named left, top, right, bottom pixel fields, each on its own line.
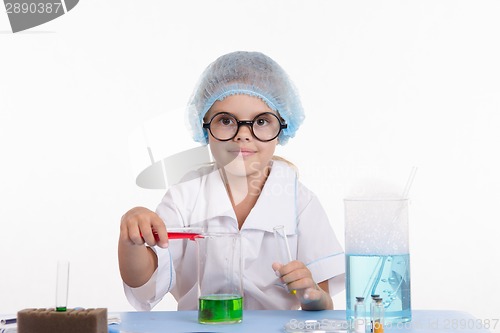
left=346, top=254, right=411, bottom=324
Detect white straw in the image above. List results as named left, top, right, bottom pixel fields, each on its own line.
left=402, top=166, right=418, bottom=198
left=364, top=167, right=417, bottom=299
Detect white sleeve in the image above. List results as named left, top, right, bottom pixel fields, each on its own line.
left=123, top=187, right=186, bottom=310
left=122, top=247, right=175, bottom=311
left=296, top=192, right=345, bottom=297
left=122, top=169, right=206, bottom=310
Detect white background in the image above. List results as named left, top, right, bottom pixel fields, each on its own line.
left=1, top=0, right=499, bottom=330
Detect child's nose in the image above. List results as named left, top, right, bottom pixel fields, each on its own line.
left=233, top=124, right=253, bottom=141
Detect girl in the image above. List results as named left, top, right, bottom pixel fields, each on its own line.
left=118, top=51, right=345, bottom=311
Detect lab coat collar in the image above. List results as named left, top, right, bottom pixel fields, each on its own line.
left=199, top=166, right=236, bottom=221
left=192, top=161, right=298, bottom=235
left=244, top=160, right=298, bottom=234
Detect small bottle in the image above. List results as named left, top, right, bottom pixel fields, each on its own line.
left=353, top=297, right=366, bottom=333
left=369, top=295, right=379, bottom=332
left=372, top=297, right=385, bottom=333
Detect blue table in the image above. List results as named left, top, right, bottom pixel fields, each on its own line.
left=110, top=310, right=493, bottom=332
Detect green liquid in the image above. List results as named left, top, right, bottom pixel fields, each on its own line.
left=198, top=294, right=243, bottom=324
left=56, top=307, right=67, bottom=312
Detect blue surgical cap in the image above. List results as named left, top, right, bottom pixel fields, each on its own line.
left=187, top=51, right=305, bottom=145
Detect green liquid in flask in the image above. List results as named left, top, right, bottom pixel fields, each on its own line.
left=198, top=294, right=243, bottom=324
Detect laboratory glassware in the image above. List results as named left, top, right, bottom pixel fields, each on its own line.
left=197, top=232, right=243, bottom=324
left=345, top=198, right=411, bottom=324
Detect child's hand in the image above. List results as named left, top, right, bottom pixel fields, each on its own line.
left=120, top=207, right=169, bottom=248
left=272, top=261, right=333, bottom=310
left=119, top=207, right=168, bottom=288
left=272, top=261, right=318, bottom=299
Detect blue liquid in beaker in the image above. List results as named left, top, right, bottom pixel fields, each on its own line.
left=346, top=254, right=411, bottom=324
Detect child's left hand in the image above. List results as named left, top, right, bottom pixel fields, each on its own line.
left=272, top=261, right=333, bottom=310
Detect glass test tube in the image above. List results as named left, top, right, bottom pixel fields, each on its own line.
left=56, top=260, right=70, bottom=312
left=273, top=225, right=296, bottom=295
left=273, top=225, right=293, bottom=263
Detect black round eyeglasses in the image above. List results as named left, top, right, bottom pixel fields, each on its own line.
left=203, top=112, right=287, bottom=142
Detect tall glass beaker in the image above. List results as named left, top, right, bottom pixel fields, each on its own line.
left=197, top=232, right=243, bottom=324
left=345, top=198, right=411, bottom=324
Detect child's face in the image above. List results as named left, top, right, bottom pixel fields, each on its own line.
left=204, top=94, right=279, bottom=178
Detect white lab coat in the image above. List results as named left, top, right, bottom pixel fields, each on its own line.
left=124, top=160, right=345, bottom=311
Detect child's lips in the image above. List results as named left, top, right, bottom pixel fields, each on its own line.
left=229, top=148, right=256, bottom=157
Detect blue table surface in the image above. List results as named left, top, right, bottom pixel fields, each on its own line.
left=110, top=310, right=493, bottom=333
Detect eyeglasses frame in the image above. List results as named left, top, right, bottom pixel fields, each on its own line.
left=202, top=111, right=287, bottom=142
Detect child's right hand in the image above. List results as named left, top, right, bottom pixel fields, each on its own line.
left=119, top=207, right=169, bottom=248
